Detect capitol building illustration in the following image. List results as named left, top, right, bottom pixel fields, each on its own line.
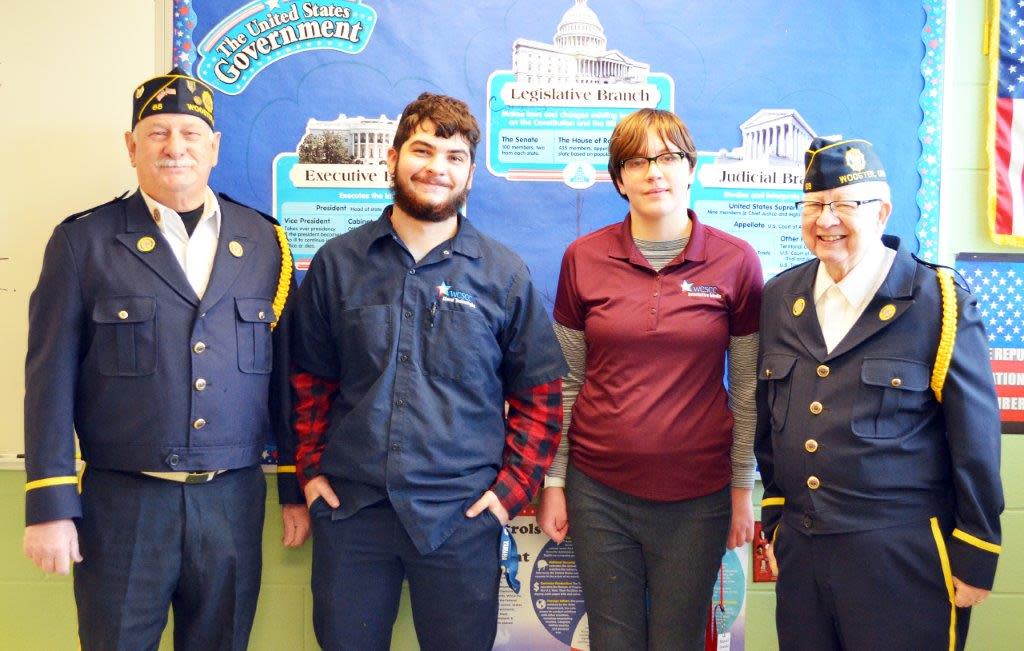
left=302, top=114, right=397, bottom=163
left=512, top=0, right=649, bottom=84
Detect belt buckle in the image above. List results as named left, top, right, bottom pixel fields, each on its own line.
left=184, top=471, right=213, bottom=484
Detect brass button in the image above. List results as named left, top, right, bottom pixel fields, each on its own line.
left=192, top=418, right=207, bottom=430
left=764, top=368, right=773, bottom=378
left=816, top=365, right=830, bottom=378
left=193, top=341, right=207, bottom=354
left=117, top=310, right=129, bottom=320
left=890, top=378, right=902, bottom=388
left=807, top=476, right=821, bottom=490
left=804, top=439, right=819, bottom=453
left=194, top=378, right=207, bottom=391
left=809, top=401, right=823, bottom=415
left=258, top=310, right=266, bottom=320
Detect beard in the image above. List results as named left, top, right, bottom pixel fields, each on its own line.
left=391, top=170, right=469, bottom=223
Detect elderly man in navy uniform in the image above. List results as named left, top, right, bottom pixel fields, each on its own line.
left=755, top=138, right=1003, bottom=650
left=21, top=68, right=309, bottom=650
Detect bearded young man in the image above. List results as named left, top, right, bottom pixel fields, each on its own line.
left=286, top=92, right=567, bottom=651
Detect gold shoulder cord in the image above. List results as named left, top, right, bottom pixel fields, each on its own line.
left=930, top=268, right=957, bottom=403
left=271, top=225, right=293, bottom=330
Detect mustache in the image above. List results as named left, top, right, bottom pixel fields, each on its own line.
left=154, top=158, right=197, bottom=169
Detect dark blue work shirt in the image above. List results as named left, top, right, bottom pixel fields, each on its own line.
left=289, top=207, right=566, bottom=553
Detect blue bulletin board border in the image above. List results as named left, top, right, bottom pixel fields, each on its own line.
left=917, top=0, right=947, bottom=262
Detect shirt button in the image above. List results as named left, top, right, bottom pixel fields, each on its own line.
left=194, top=378, right=207, bottom=391
left=404, top=310, right=413, bottom=319
left=443, top=250, right=451, bottom=256
left=408, top=268, right=416, bottom=275
left=395, top=398, right=405, bottom=407
left=193, top=341, right=207, bottom=354
left=117, top=310, right=129, bottom=320
left=192, top=418, right=207, bottom=430
left=816, top=364, right=830, bottom=378
left=258, top=310, right=266, bottom=320
left=806, top=476, right=821, bottom=490
left=167, top=454, right=180, bottom=467
left=653, top=291, right=659, bottom=297
left=890, top=377, right=902, bottom=388
left=803, top=515, right=813, bottom=529
left=390, top=443, right=401, bottom=452
left=804, top=439, right=818, bottom=453
left=650, top=308, right=656, bottom=313
left=809, top=401, right=823, bottom=415
left=399, top=353, right=409, bottom=362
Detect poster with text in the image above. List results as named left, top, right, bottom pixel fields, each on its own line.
left=175, top=0, right=945, bottom=293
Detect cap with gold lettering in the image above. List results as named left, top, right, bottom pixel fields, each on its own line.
left=132, top=67, right=215, bottom=130
left=803, top=137, right=886, bottom=192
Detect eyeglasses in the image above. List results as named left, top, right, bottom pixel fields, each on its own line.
left=795, top=199, right=882, bottom=219
left=620, top=151, right=689, bottom=174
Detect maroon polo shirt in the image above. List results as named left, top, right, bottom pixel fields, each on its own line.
left=554, top=210, right=763, bottom=501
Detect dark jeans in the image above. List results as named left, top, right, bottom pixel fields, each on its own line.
left=310, top=498, right=503, bottom=651
left=566, top=464, right=731, bottom=651
left=74, top=466, right=266, bottom=651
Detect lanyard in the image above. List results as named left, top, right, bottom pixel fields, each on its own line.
left=500, top=526, right=521, bottom=593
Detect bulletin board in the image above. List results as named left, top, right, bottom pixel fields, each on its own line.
left=172, top=0, right=947, bottom=301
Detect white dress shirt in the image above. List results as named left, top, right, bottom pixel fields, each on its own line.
left=140, top=187, right=221, bottom=299
left=814, top=240, right=896, bottom=353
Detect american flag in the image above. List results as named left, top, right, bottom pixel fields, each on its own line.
left=957, top=254, right=1024, bottom=433
left=993, top=0, right=1024, bottom=246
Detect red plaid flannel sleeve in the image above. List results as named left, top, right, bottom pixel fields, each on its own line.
left=491, top=379, right=563, bottom=517
left=290, top=367, right=340, bottom=490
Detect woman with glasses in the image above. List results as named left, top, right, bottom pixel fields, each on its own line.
left=537, top=108, right=763, bottom=650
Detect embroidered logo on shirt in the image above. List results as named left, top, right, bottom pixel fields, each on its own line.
left=436, top=281, right=477, bottom=309
left=680, top=279, right=722, bottom=299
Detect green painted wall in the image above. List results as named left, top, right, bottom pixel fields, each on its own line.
left=3, top=1, right=1022, bottom=649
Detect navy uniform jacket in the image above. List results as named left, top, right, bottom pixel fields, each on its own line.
left=754, top=236, right=1003, bottom=589
left=24, top=191, right=300, bottom=525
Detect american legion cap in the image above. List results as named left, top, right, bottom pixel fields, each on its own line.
left=803, top=137, right=886, bottom=192
left=132, top=67, right=215, bottom=130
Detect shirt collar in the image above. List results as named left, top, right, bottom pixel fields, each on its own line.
left=366, top=205, right=482, bottom=259
left=608, top=208, right=708, bottom=264
left=813, top=238, right=887, bottom=307
left=139, top=187, right=220, bottom=238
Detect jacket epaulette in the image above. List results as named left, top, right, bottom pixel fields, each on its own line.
left=60, top=192, right=130, bottom=224
left=912, top=253, right=971, bottom=292
left=218, top=192, right=281, bottom=227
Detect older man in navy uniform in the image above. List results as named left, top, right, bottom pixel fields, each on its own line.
left=755, top=138, right=1003, bottom=650
left=21, top=69, right=308, bottom=650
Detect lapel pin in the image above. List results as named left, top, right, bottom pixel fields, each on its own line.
left=228, top=240, right=244, bottom=257
left=879, top=304, right=897, bottom=321
left=136, top=236, right=156, bottom=253
left=792, top=297, right=806, bottom=317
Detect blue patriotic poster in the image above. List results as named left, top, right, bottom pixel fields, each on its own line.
left=956, top=253, right=1024, bottom=434
left=174, top=0, right=945, bottom=289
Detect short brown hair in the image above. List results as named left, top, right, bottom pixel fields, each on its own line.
left=607, top=109, right=697, bottom=197
left=392, top=92, right=481, bottom=162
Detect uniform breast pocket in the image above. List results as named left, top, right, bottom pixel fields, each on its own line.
left=422, top=307, right=495, bottom=384
left=852, top=358, right=931, bottom=438
left=92, top=296, right=157, bottom=377
left=336, top=304, right=393, bottom=379
left=235, top=297, right=276, bottom=374
left=759, top=353, right=797, bottom=432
